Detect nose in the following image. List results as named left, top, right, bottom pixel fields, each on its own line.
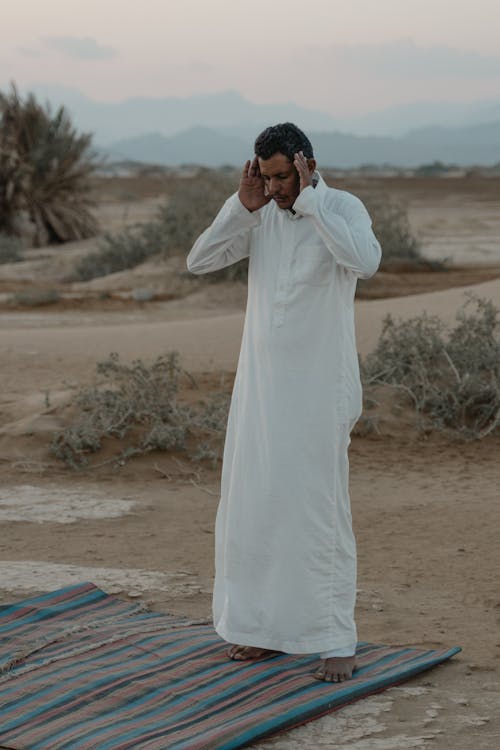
left=269, top=178, right=281, bottom=195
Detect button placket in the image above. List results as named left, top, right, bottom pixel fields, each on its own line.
left=272, top=215, right=294, bottom=328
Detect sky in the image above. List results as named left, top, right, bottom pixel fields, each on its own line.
left=3, top=0, right=500, bottom=116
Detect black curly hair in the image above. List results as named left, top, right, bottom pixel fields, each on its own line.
left=254, top=122, right=314, bottom=162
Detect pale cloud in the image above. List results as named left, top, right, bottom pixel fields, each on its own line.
left=324, top=38, right=500, bottom=79
left=17, top=46, right=43, bottom=59
left=43, top=36, right=117, bottom=60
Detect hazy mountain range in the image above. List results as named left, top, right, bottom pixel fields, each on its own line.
left=104, top=122, right=500, bottom=168
left=28, top=85, right=500, bottom=167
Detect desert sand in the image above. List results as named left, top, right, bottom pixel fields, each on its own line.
left=0, top=175, right=499, bottom=749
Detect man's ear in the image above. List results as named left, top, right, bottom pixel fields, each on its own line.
left=307, top=158, right=317, bottom=174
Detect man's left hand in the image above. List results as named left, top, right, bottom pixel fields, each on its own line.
left=293, top=151, right=313, bottom=192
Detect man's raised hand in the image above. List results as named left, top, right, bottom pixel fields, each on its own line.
left=293, top=151, right=314, bottom=193
left=238, top=157, right=271, bottom=212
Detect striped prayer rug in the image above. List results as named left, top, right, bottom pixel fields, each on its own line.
left=0, top=582, right=460, bottom=750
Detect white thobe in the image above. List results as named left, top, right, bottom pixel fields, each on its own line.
left=187, top=173, right=381, bottom=654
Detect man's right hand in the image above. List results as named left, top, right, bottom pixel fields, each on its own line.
left=238, top=157, right=271, bottom=212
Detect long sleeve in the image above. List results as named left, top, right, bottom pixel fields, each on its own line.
left=187, top=193, right=261, bottom=275
left=293, top=184, right=381, bottom=279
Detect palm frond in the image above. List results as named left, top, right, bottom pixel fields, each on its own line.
left=0, top=82, right=98, bottom=244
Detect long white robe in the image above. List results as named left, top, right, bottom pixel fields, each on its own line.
left=187, top=173, right=381, bottom=654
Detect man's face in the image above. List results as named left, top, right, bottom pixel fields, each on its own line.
left=257, top=152, right=301, bottom=210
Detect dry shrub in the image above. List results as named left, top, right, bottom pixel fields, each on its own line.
left=362, top=295, right=500, bottom=438
left=72, top=169, right=237, bottom=281
left=51, top=351, right=230, bottom=468
left=364, top=197, right=423, bottom=267
left=8, top=288, right=61, bottom=306
left=71, top=168, right=424, bottom=283
left=51, top=298, right=499, bottom=472
left=156, top=168, right=237, bottom=255
left=0, top=233, right=23, bottom=263
left=73, top=221, right=166, bottom=281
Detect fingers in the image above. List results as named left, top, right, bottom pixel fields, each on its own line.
left=293, top=150, right=308, bottom=175
left=250, top=156, right=261, bottom=177
left=242, top=157, right=261, bottom=179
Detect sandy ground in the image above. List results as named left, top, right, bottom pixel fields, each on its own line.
left=1, top=176, right=499, bottom=749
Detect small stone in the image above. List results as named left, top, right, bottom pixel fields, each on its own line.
left=466, top=717, right=490, bottom=727
left=132, top=288, right=155, bottom=302
left=127, top=590, right=143, bottom=598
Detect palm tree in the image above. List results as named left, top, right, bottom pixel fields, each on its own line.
left=0, top=83, right=98, bottom=245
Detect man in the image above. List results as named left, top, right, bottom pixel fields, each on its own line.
left=187, top=123, right=381, bottom=682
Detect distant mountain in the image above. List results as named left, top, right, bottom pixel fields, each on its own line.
left=332, top=100, right=500, bottom=137
left=109, top=126, right=249, bottom=165
left=26, top=84, right=500, bottom=143
left=104, top=121, right=500, bottom=168
left=28, top=86, right=338, bottom=144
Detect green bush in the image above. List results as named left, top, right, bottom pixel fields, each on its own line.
left=362, top=296, right=500, bottom=438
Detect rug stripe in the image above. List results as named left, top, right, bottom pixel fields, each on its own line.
left=0, top=583, right=461, bottom=750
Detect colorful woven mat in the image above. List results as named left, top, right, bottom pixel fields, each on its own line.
left=0, top=582, right=460, bottom=749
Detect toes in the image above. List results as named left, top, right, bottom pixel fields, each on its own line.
left=227, top=645, right=253, bottom=660
left=314, top=668, right=335, bottom=682
left=315, top=669, right=351, bottom=683
left=228, top=646, right=281, bottom=662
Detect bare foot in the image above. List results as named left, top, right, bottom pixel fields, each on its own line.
left=227, top=644, right=282, bottom=661
left=314, top=655, right=357, bottom=683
